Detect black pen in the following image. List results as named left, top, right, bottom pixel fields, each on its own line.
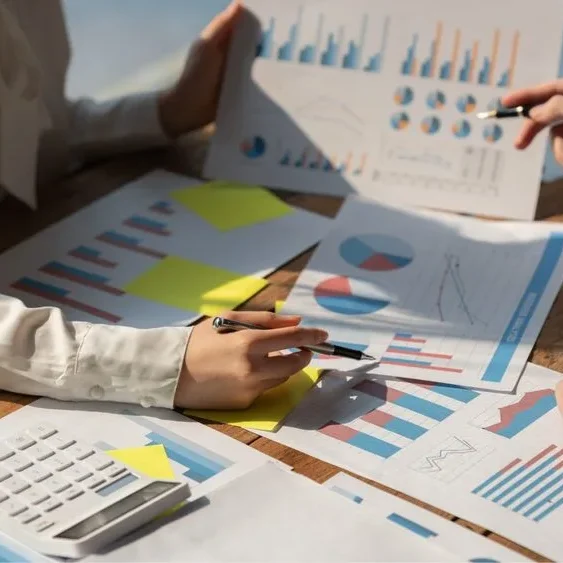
left=476, top=104, right=533, bottom=120
left=212, top=317, right=376, bottom=361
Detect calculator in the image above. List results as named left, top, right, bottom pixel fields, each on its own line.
left=0, top=422, right=190, bottom=559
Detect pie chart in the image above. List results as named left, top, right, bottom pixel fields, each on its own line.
left=240, top=136, right=267, bottom=159
left=339, top=234, right=414, bottom=271
left=453, top=119, right=471, bottom=139
left=456, top=94, right=477, bottom=113
left=314, top=276, right=389, bottom=315
left=421, top=116, right=441, bottom=135
left=390, top=112, right=410, bottom=130
left=427, top=90, right=446, bottom=110
left=484, top=124, right=503, bottom=143
left=394, top=86, right=414, bottom=106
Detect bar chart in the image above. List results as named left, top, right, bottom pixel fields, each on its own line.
left=317, top=378, right=479, bottom=459
left=256, top=7, right=390, bottom=74
left=279, top=147, right=368, bottom=177
left=400, top=23, right=521, bottom=87
left=380, top=333, right=464, bottom=374
left=472, top=445, right=563, bottom=522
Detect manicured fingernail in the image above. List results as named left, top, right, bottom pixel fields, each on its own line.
left=317, top=330, right=329, bottom=342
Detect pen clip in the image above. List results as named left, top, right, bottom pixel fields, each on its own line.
left=212, top=317, right=265, bottom=333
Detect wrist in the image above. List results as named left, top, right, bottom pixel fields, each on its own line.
left=157, top=88, right=183, bottom=140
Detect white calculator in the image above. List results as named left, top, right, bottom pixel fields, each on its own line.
left=0, top=422, right=190, bottom=559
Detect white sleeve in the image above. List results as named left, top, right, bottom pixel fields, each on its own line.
left=67, top=91, right=171, bottom=164
left=0, top=294, right=192, bottom=409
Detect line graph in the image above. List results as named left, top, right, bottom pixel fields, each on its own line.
left=474, top=389, right=557, bottom=439
left=416, top=437, right=476, bottom=472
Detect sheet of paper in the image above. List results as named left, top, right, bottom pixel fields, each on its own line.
left=123, top=256, right=267, bottom=316
left=186, top=367, right=321, bottom=431
left=185, top=298, right=321, bottom=430
left=325, top=472, right=527, bottom=561
left=0, top=399, right=277, bottom=500
left=205, top=0, right=563, bottom=220
left=171, top=181, right=294, bottom=231
left=85, top=463, right=449, bottom=562
left=258, top=363, right=563, bottom=560
left=280, top=196, right=563, bottom=392
left=107, top=445, right=175, bottom=480
left=0, top=170, right=331, bottom=328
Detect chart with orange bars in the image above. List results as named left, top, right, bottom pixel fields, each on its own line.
left=206, top=0, right=563, bottom=220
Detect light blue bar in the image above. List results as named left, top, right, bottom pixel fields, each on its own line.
left=512, top=471, right=563, bottom=511
left=101, top=231, right=141, bottom=246
left=47, top=262, right=109, bottom=284
left=17, top=278, right=69, bottom=297
left=495, top=393, right=557, bottom=438
left=497, top=71, right=509, bottom=87
left=387, top=345, right=422, bottom=353
left=534, top=492, right=563, bottom=521
left=395, top=394, right=453, bottom=421
left=472, top=468, right=507, bottom=494
left=525, top=481, right=563, bottom=518
left=75, top=246, right=100, bottom=257
left=482, top=235, right=563, bottom=382
left=426, top=384, right=480, bottom=403
left=481, top=466, right=528, bottom=499
left=387, top=513, right=437, bottom=538
left=129, top=216, right=167, bottom=230
left=348, top=432, right=400, bottom=458
left=385, top=417, right=427, bottom=440
left=124, top=414, right=233, bottom=470
left=382, top=357, right=432, bottom=367
left=330, top=485, right=363, bottom=504
left=395, top=332, right=412, bottom=338
left=439, top=61, right=451, bottom=79
left=492, top=454, right=561, bottom=503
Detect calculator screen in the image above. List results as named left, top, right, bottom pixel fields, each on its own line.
left=55, top=482, right=178, bottom=540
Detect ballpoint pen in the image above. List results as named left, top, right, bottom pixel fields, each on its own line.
left=476, top=104, right=533, bottom=120
left=212, top=317, right=377, bottom=361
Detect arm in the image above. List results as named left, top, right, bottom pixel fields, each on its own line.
left=0, top=294, right=191, bottom=408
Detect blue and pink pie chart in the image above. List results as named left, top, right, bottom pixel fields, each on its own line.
left=314, top=276, right=390, bottom=315
left=240, top=136, right=267, bottom=158
left=339, top=234, right=414, bottom=271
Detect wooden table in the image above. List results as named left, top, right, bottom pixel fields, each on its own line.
left=1, top=143, right=562, bottom=562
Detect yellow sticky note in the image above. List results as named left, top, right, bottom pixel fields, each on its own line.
left=107, top=445, right=175, bottom=480
left=185, top=299, right=321, bottom=431
left=171, top=181, right=293, bottom=231
left=124, top=256, right=268, bottom=316
left=186, top=367, right=321, bottom=432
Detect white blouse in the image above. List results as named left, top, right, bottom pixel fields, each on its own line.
left=0, top=0, right=193, bottom=409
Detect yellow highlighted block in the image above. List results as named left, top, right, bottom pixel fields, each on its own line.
left=107, top=445, right=175, bottom=480
left=171, top=181, right=293, bottom=231
left=185, top=300, right=321, bottom=431
left=124, top=256, right=268, bottom=316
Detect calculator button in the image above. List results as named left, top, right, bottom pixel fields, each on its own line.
left=82, top=475, right=106, bottom=490
left=0, top=468, right=11, bottom=483
left=21, top=465, right=51, bottom=483
left=1, top=499, right=26, bottom=516
left=43, top=455, right=73, bottom=472
left=16, top=510, right=40, bottom=524
left=21, top=488, right=50, bottom=506
left=87, top=454, right=114, bottom=471
left=7, top=434, right=36, bottom=451
left=3, top=454, right=33, bottom=472
left=65, top=443, right=95, bottom=461
left=42, top=476, right=71, bottom=494
left=31, top=518, right=54, bottom=533
left=45, top=434, right=76, bottom=451
left=2, top=475, right=30, bottom=494
left=25, top=442, right=55, bottom=461
left=105, top=465, right=127, bottom=479
left=27, top=424, right=57, bottom=440
left=65, top=465, right=93, bottom=483
left=42, top=498, right=62, bottom=513
left=0, top=491, right=8, bottom=503
left=0, top=445, right=14, bottom=461
left=63, top=486, right=84, bottom=501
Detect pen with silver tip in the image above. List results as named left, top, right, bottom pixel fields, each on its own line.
left=212, top=317, right=376, bottom=361
left=476, top=104, right=532, bottom=120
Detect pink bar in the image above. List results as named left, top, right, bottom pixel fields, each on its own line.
left=387, top=347, right=453, bottom=360
left=524, top=445, right=560, bottom=468
left=39, top=265, right=124, bottom=296
left=68, top=250, right=117, bottom=269
left=319, top=422, right=358, bottom=441
left=394, top=336, right=426, bottom=344
left=123, top=219, right=171, bottom=237
left=96, top=235, right=167, bottom=259
left=499, top=458, right=522, bottom=474
left=362, top=410, right=393, bottom=427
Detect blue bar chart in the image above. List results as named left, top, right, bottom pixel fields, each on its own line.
left=256, top=7, right=390, bottom=74
left=401, top=24, right=521, bottom=87
left=472, top=445, right=563, bottom=522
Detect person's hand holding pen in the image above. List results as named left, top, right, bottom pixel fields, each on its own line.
left=482, top=80, right=563, bottom=165
left=173, top=311, right=328, bottom=411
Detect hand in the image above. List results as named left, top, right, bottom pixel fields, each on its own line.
left=158, top=0, right=243, bottom=138
left=173, top=311, right=328, bottom=410
left=502, top=80, right=563, bottom=165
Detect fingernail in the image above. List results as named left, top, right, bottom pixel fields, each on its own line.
left=316, top=330, right=329, bottom=342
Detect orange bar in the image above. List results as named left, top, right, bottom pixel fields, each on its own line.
left=359, top=153, right=367, bottom=173
left=469, top=41, right=479, bottom=82
left=430, top=21, right=443, bottom=78
left=345, top=152, right=353, bottom=172
left=489, top=29, right=500, bottom=86
left=450, top=29, right=461, bottom=79
left=508, top=31, right=520, bottom=86
left=411, top=58, right=418, bottom=76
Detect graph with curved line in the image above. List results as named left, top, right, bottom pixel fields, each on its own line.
left=416, top=437, right=476, bottom=473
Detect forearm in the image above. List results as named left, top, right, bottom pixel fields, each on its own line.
left=67, top=91, right=170, bottom=164
left=0, top=295, right=191, bottom=408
